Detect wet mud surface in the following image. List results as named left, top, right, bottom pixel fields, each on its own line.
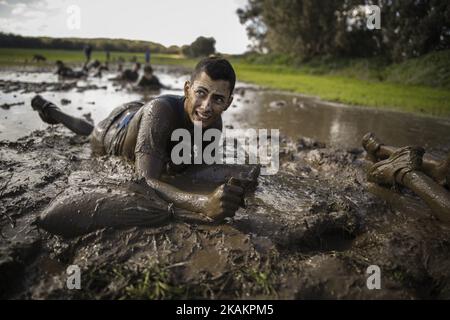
left=1, top=66, right=450, bottom=299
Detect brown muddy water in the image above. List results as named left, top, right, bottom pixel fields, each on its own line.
left=1, top=65, right=450, bottom=299
left=231, top=90, right=450, bottom=150
left=1, top=69, right=449, bottom=149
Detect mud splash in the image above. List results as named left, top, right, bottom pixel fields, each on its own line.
left=1, top=66, right=450, bottom=299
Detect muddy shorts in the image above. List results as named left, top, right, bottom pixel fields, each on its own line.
left=90, top=101, right=144, bottom=156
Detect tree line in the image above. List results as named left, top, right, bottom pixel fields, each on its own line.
left=0, top=32, right=180, bottom=54
left=0, top=32, right=218, bottom=58
left=237, top=0, right=450, bottom=61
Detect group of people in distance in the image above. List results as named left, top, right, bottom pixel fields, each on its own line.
left=110, top=62, right=165, bottom=90
left=54, top=44, right=164, bottom=91
left=55, top=59, right=108, bottom=79
left=55, top=59, right=164, bottom=91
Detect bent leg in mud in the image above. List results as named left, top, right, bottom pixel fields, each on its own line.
left=34, top=181, right=173, bottom=238
left=363, top=132, right=450, bottom=185
left=34, top=180, right=224, bottom=238
left=367, top=146, right=450, bottom=223
left=401, top=171, right=450, bottom=223
left=31, top=95, right=94, bottom=136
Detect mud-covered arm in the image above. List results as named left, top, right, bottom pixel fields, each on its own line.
left=137, top=154, right=243, bottom=220
left=134, top=99, right=209, bottom=213
left=136, top=153, right=209, bottom=213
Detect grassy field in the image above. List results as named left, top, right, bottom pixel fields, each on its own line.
left=229, top=62, right=450, bottom=116
left=236, top=50, right=450, bottom=89
left=0, top=47, right=195, bottom=67
left=1, top=48, right=449, bottom=117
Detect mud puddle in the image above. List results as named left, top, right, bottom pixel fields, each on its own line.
left=0, top=67, right=188, bottom=141
left=231, top=89, right=450, bottom=150
left=1, top=66, right=450, bottom=299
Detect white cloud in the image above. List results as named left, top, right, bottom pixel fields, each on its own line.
left=0, top=17, right=26, bottom=31
left=23, top=10, right=45, bottom=18
left=11, top=3, right=26, bottom=15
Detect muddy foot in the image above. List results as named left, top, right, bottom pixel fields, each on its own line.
left=367, top=146, right=424, bottom=186
left=31, top=95, right=60, bottom=125
left=362, top=132, right=383, bottom=162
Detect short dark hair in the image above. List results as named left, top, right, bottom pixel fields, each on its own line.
left=191, top=57, right=236, bottom=93
left=144, top=65, right=153, bottom=73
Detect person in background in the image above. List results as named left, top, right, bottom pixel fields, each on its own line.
left=105, top=49, right=111, bottom=63
left=84, top=44, right=92, bottom=65
left=136, top=65, right=165, bottom=90
left=145, top=47, right=151, bottom=65
left=55, top=60, right=86, bottom=79
left=110, top=62, right=141, bottom=82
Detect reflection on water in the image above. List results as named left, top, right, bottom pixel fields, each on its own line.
left=1, top=68, right=449, bottom=151
left=0, top=68, right=188, bottom=141
left=229, top=90, right=450, bottom=149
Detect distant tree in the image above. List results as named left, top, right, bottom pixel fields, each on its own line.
left=237, top=0, right=268, bottom=53
left=182, top=36, right=216, bottom=57
left=238, top=0, right=346, bottom=57
left=167, top=45, right=181, bottom=54
left=377, top=0, right=450, bottom=61
left=181, top=45, right=191, bottom=57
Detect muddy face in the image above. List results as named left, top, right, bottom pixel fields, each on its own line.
left=183, top=72, right=233, bottom=128
left=144, top=70, right=153, bottom=79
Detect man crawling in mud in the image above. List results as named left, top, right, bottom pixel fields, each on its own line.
left=136, top=65, right=164, bottom=90
left=31, top=57, right=257, bottom=237
left=84, top=59, right=109, bottom=77
left=110, top=62, right=141, bottom=82
left=55, top=60, right=86, bottom=79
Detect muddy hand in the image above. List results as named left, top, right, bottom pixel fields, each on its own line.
left=228, top=177, right=247, bottom=208
left=203, top=180, right=244, bottom=222
left=236, top=165, right=261, bottom=192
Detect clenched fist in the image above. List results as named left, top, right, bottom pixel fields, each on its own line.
left=203, top=180, right=244, bottom=222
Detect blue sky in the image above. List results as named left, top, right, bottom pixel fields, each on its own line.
left=0, top=0, right=250, bottom=54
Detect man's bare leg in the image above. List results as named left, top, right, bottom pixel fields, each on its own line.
left=368, top=146, right=450, bottom=223
left=363, top=132, right=449, bottom=185
left=31, top=95, right=94, bottom=136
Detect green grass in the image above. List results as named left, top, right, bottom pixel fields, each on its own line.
left=1, top=47, right=449, bottom=117
left=384, top=50, right=450, bottom=88
left=230, top=61, right=450, bottom=116
left=235, top=50, right=450, bottom=89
